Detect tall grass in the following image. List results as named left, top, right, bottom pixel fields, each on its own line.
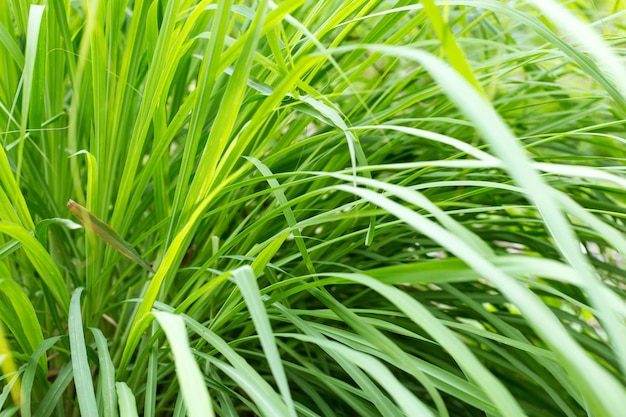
left=1, top=0, right=625, bottom=416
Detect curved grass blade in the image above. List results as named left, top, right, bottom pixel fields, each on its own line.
left=292, top=334, right=435, bottom=417
left=177, top=311, right=292, bottom=417
left=335, top=182, right=626, bottom=417
left=0, top=278, right=44, bottom=369
left=0, top=223, right=69, bottom=312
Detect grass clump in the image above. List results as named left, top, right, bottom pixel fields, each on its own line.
left=1, top=0, right=625, bottom=416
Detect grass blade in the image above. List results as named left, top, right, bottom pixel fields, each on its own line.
left=90, top=328, right=118, bottom=417
left=232, top=266, right=297, bottom=417
left=0, top=321, right=20, bottom=406
left=115, top=382, right=139, bottom=417
left=68, top=200, right=154, bottom=273
left=153, top=311, right=214, bottom=417
left=68, top=288, right=98, bottom=417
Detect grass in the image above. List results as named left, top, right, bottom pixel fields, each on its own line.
left=0, top=0, right=625, bottom=416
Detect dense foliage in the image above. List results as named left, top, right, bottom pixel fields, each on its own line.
left=1, top=0, right=625, bottom=416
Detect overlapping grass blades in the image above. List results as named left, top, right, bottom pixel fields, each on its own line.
left=0, top=0, right=625, bottom=416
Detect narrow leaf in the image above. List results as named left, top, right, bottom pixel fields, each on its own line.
left=68, top=288, right=98, bottom=417
left=68, top=200, right=154, bottom=273
left=153, top=312, right=214, bottom=417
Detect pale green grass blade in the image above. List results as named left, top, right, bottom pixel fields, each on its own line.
left=446, top=0, right=626, bottom=110
left=291, top=334, right=435, bottom=417
left=232, top=266, right=297, bottom=417
left=90, top=328, right=118, bottom=417
left=116, top=382, right=139, bottom=417
left=288, top=279, right=450, bottom=416
left=180, top=311, right=292, bottom=416
left=385, top=46, right=626, bottom=408
left=153, top=311, right=214, bottom=417
left=68, top=288, right=98, bottom=417
left=274, top=300, right=424, bottom=416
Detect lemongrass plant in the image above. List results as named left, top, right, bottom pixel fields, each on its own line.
left=0, top=0, right=625, bottom=416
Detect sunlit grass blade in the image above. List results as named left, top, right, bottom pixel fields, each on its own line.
left=152, top=311, right=214, bottom=417
left=526, top=0, right=626, bottom=109
left=291, top=334, right=436, bottom=417
left=0, top=321, right=20, bottom=406
left=421, top=0, right=483, bottom=95
left=334, top=182, right=626, bottom=417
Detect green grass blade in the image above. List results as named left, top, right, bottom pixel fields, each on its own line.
left=68, top=288, right=98, bottom=417
left=33, top=363, right=73, bottom=417
left=291, top=334, right=435, bottom=417
left=0, top=278, right=44, bottom=369
left=90, top=328, right=118, bottom=417
left=16, top=5, right=44, bottom=186
left=232, top=266, right=297, bottom=417
left=0, top=223, right=68, bottom=312
left=143, top=322, right=159, bottom=417
left=421, top=0, right=484, bottom=95
left=20, top=337, right=60, bottom=417
left=115, top=382, right=139, bottom=417
left=526, top=0, right=626, bottom=111
left=178, top=311, right=292, bottom=417
left=153, top=311, right=214, bottom=417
